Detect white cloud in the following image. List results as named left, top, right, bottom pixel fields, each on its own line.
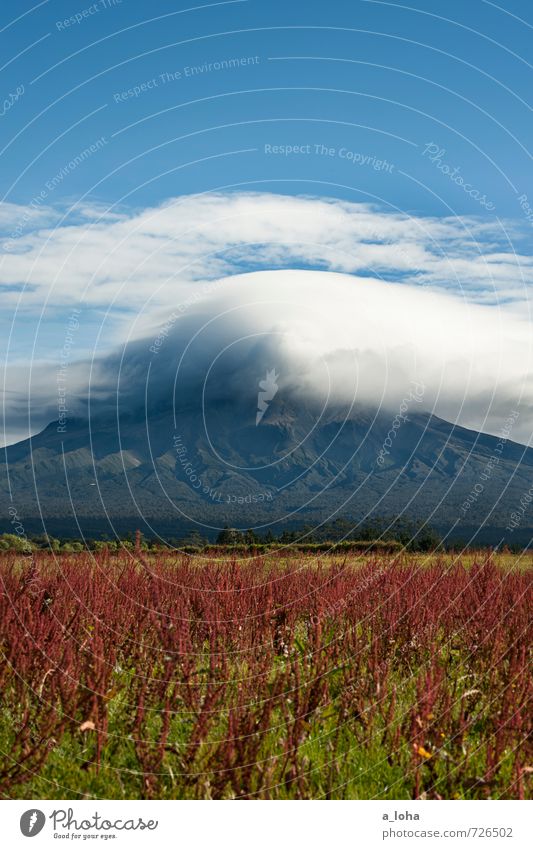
left=1, top=192, right=532, bottom=446
left=87, top=269, right=533, bottom=448
left=0, top=191, right=532, bottom=315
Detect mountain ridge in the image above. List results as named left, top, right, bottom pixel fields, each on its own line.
left=1, top=396, right=532, bottom=543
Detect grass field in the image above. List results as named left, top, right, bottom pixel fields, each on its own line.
left=0, top=549, right=531, bottom=799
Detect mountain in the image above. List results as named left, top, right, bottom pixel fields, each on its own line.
left=1, top=387, right=532, bottom=544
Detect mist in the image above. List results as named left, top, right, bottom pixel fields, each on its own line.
left=82, top=269, right=533, bottom=445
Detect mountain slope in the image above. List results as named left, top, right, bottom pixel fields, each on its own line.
left=1, top=393, right=532, bottom=543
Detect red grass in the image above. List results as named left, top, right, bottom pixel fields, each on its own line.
left=0, top=550, right=531, bottom=799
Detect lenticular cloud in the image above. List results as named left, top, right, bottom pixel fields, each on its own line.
left=88, top=269, right=533, bottom=446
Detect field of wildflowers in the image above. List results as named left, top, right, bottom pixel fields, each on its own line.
left=0, top=549, right=531, bottom=799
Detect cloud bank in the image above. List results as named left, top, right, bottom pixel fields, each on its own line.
left=1, top=191, right=533, bottom=316
left=1, top=192, right=532, bottom=446
left=47, top=268, right=533, bottom=449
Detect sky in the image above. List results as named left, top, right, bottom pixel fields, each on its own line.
left=1, top=0, right=533, bottom=444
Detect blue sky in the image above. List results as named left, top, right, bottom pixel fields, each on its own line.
left=1, top=0, right=533, bottom=445
left=2, top=0, right=533, bottom=214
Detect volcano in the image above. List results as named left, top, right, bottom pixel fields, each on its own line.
left=1, top=384, right=532, bottom=545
